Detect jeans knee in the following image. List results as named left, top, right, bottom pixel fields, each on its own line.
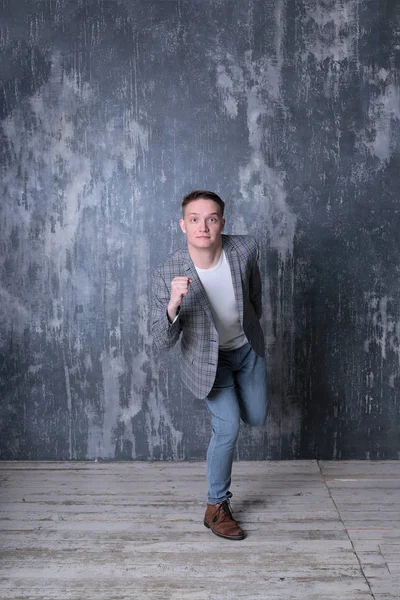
left=243, top=407, right=267, bottom=427
left=214, top=418, right=240, bottom=445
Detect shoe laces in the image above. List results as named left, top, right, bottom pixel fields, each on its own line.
left=212, top=499, right=233, bottom=523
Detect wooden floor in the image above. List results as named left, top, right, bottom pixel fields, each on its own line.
left=0, top=461, right=399, bottom=600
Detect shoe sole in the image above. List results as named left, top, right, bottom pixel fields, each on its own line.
left=204, top=519, right=245, bottom=540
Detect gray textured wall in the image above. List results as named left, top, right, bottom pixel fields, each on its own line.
left=1, top=0, right=399, bottom=461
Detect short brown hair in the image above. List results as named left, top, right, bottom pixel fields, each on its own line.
left=182, top=190, right=225, bottom=217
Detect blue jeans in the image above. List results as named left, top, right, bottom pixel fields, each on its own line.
left=205, top=342, right=268, bottom=505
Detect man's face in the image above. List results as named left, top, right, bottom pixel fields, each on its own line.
left=180, top=198, right=225, bottom=251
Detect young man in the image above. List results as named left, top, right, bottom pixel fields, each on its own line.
left=151, top=190, right=268, bottom=540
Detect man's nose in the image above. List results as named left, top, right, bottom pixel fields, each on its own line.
left=199, top=220, right=209, bottom=231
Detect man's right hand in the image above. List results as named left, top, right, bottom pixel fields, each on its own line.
left=167, top=277, right=192, bottom=322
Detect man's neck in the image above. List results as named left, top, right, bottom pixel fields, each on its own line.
left=188, top=242, right=223, bottom=269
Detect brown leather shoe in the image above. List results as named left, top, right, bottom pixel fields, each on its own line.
left=204, top=500, right=245, bottom=540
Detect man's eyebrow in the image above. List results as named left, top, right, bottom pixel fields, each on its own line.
left=188, top=212, right=220, bottom=216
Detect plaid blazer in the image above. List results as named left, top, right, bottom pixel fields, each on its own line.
left=151, top=234, right=265, bottom=399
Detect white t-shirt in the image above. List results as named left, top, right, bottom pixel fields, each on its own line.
left=195, top=250, right=247, bottom=351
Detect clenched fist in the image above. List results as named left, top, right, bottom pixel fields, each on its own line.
left=167, top=276, right=192, bottom=322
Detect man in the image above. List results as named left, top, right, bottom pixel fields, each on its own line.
left=151, top=190, right=268, bottom=540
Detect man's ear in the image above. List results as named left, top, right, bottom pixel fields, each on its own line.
left=179, top=218, right=186, bottom=234
left=221, top=218, right=226, bottom=232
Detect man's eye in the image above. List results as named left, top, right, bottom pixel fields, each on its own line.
left=191, top=218, right=197, bottom=222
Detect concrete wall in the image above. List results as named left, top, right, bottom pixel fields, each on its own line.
left=1, top=0, right=399, bottom=460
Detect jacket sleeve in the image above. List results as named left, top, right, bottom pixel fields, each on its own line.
left=151, top=267, right=182, bottom=350
left=249, top=241, right=262, bottom=319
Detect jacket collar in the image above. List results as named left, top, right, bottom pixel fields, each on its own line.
left=179, top=234, right=234, bottom=264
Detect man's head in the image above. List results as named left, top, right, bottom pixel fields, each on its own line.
left=180, top=190, right=225, bottom=252
left=181, top=190, right=225, bottom=218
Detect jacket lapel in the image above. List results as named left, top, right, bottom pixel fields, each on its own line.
left=223, top=237, right=244, bottom=326
left=181, top=252, right=217, bottom=327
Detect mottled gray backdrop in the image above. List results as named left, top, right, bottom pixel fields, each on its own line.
left=1, top=0, right=399, bottom=461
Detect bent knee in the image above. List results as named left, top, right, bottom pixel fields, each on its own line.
left=243, top=409, right=268, bottom=427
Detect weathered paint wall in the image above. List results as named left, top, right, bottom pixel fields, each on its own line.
left=0, top=0, right=399, bottom=461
